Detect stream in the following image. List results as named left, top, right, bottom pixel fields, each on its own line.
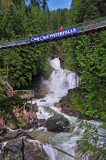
left=1, top=58, right=105, bottom=160
left=28, top=58, right=105, bottom=160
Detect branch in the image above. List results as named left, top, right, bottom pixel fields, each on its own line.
left=52, top=145, right=82, bottom=160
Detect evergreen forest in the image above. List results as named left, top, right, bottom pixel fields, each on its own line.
left=0, top=0, right=106, bottom=157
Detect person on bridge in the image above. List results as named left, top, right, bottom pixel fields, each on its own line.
left=59, top=26, right=63, bottom=31
left=28, top=33, right=32, bottom=38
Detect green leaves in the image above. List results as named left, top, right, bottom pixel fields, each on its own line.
left=63, top=31, right=106, bottom=120
left=76, top=120, right=106, bottom=159
left=0, top=95, right=24, bottom=125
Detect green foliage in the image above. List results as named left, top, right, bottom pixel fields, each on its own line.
left=0, top=69, right=6, bottom=99
left=5, top=157, right=10, bottom=160
left=62, top=31, right=106, bottom=120
left=42, top=0, right=48, bottom=10
left=71, top=0, right=106, bottom=24
left=0, top=95, right=24, bottom=125
left=0, top=0, right=105, bottom=157
left=75, top=120, right=106, bottom=159
left=0, top=0, right=1, bottom=9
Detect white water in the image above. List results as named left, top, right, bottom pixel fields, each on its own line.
left=31, top=58, right=104, bottom=160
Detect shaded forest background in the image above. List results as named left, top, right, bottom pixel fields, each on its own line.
left=0, top=0, right=106, bottom=121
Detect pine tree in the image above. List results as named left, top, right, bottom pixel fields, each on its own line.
left=42, top=0, right=48, bottom=10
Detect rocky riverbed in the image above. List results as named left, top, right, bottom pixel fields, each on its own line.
left=0, top=85, right=102, bottom=160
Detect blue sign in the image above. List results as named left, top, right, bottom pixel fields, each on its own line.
left=30, top=27, right=78, bottom=43
left=25, top=0, right=31, bottom=7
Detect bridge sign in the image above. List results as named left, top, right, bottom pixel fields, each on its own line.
left=30, top=27, right=78, bottom=43
left=25, top=0, right=31, bottom=7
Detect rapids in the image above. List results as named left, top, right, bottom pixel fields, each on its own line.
left=30, top=58, right=104, bottom=160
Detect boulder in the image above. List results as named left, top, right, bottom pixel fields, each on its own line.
left=46, top=116, right=70, bottom=132
left=0, top=138, right=49, bottom=160
left=54, top=103, right=61, bottom=108
left=8, top=129, right=22, bottom=139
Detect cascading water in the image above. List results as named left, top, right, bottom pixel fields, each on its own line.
left=0, top=58, right=105, bottom=160
left=43, top=57, right=78, bottom=98
left=31, top=58, right=105, bottom=160
left=30, top=57, right=80, bottom=160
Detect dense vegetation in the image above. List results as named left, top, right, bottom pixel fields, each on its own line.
left=0, top=0, right=105, bottom=118
left=0, top=0, right=106, bottom=158
left=0, top=0, right=105, bottom=116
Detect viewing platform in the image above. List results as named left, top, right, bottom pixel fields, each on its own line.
left=5, top=83, right=35, bottom=100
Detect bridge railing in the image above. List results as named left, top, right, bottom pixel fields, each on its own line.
left=0, top=16, right=106, bottom=49
left=0, top=37, right=30, bottom=48
left=77, top=16, right=106, bottom=32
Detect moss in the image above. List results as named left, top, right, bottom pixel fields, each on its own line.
left=5, top=157, right=10, bottom=160
left=14, top=154, right=20, bottom=159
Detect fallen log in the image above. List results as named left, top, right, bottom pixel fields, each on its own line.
left=52, top=145, right=82, bottom=160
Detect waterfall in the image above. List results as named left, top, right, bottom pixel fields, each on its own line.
left=31, top=57, right=80, bottom=160
left=0, top=58, right=105, bottom=160
left=42, top=57, right=79, bottom=98
left=31, top=58, right=104, bottom=160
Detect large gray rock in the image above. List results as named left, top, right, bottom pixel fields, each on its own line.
left=46, top=116, right=70, bottom=132
left=8, top=129, right=21, bottom=139
left=0, top=138, right=49, bottom=160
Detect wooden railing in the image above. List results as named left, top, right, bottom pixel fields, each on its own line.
left=5, top=82, right=34, bottom=99
left=14, top=90, right=35, bottom=99
left=5, top=82, right=13, bottom=97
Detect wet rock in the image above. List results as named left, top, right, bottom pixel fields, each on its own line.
left=42, top=68, right=53, bottom=80
left=46, top=116, right=70, bottom=132
left=8, top=129, right=22, bottom=139
left=40, top=100, right=46, bottom=102
left=28, top=131, right=55, bottom=143
left=0, top=138, right=49, bottom=160
left=54, top=103, right=61, bottom=112
left=24, top=139, right=48, bottom=160
left=54, top=103, right=61, bottom=108
left=21, top=119, right=46, bottom=130
left=37, top=119, right=46, bottom=128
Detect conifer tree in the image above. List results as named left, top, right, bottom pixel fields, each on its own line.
left=42, top=0, right=48, bottom=10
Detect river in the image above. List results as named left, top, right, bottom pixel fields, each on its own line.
left=28, top=57, right=105, bottom=160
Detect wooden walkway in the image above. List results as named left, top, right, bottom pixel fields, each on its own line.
left=5, top=83, right=35, bottom=100
left=5, top=83, right=35, bottom=118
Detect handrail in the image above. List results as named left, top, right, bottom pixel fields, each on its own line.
left=0, top=16, right=106, bottom=49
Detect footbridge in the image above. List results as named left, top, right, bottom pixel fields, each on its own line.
left=0, top=16, right=106, bottom=49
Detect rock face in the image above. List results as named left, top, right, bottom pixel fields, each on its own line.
left=9, top=129, right=22, bottom=139
left=0, top=138, right=49, bottom=160
left=46, top=116, right=70, bottom=132
left=59, top=88, right=90, bottom=119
